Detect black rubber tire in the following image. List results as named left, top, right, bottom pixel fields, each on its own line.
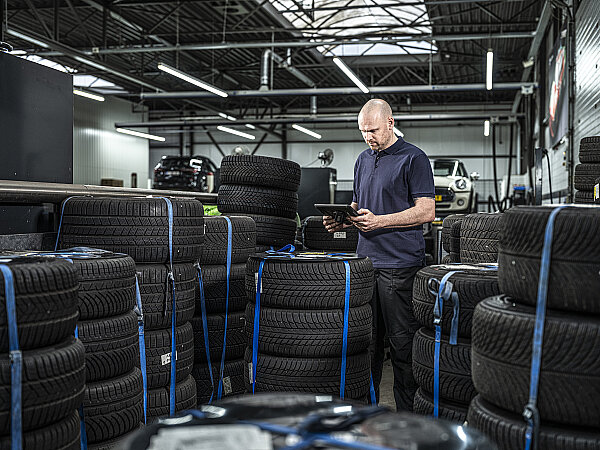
left=147, top=374, right=197, bottom=421
left=144, top=322, right=194, bottom=389
left=449, top=252, right=461, bottom=262
left=86, top=424, right=144, bottom=450
left=193, top=359, right=245, bottom=405
left=441, top=214, right=465, bottom=253
left=230, top=214, right=297, bottom=247
left=245, top=255, right=373, bottom=309
left=0, top=257, right=78, bottom=351
left=217, top=184, right=298, bottom=219
left=412, top=264, right=500, bottom=337
left=574, top=190, right=595, bottom=204
left=0, top=410, right=80, bottom=450
left=441, top=255, right=454, bottom=264
left=412, top=388, right=468, bottom=423
left=579, top=136, right=600, bottom=163
left=459, top=213, right=501, bottom=263
left=471, top=296, right=600, bottom=428
left=199, top=216, right=256, bottom=265
left=412, top=328, right=475, bottom=404
left=78, top=311, right=139, bottom=382
left=498, top=206, right=600, bottom=313
left=301, top=217, right=359, bottom=252
left=450, top=220, right=462, bottom=255
left=468, top=395, right=600, bottom=450
left=198, top=264, right=247, bottom=314
left=191, top=311, right=246, bottom=363
left=0, top=337, right=85, bottom=434
left=219, top=155, right=301, bottom=192
left=246, top=303, right=371, bottom=358
left=244, top=349, right=370, bottom=400
left=574, top=163, right=600, bottom=190
left=255, top=245, right=274, bottom=253
left=136, top=263, right=196, bottom=331
left=58, top=197, right=204, bottom=263
left=83, top=368, right=143, bottom=444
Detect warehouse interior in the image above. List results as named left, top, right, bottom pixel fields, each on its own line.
left=0, top=0, right=599, bottom=449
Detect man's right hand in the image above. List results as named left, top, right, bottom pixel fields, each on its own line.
left=323, top=215, right=351, bottom=233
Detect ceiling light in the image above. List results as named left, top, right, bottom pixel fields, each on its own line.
left=332, top=57, right=369, bottom=94
left=73, top=89, right=105, bottom=102
left=292, top=124, right=322, bottom=139
left=6, top=30, right=48, bottom=48
left=158, top=62, right=228, bottom=98
left=245, top=124, right=256, bottom=129
left=217, top=125, right=255, bottom=140
left=393, top=127, right=404, bottom=137
left=116, top=128, right=165, bottom=142
left=218, top=112, right=237, bottom=121
left=484, top=120, right=490, bottom=137
left=486, top=49, right=493, bottom=91
left=9, top=50, right=26, bottom=56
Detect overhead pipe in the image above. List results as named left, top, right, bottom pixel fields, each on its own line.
left=310, top=96, right=317, bottom=116
left=260, top=49, right=316, bottom=90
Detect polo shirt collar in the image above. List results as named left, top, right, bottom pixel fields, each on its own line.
left=370, top=136, right=405, bottom=156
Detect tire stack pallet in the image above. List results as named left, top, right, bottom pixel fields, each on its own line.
left=57, top=197, right=205, bottom=422
left=244, top=252, right=374, bottom=401
left=218, top=155, right=300, bottom=251
left=459, top=213, right=501, bottom=263
left=574, top=137, right=600, bottom=204
left=0, top=257, right=85, bottom=450
left=191, top=216, right=256, bottom=404
left=300, top=216, right=359, bottom=253
left=441, top=214, right=465, bottom=263
left=410, top=264, right=501, bottom=423
left=467, top=206, right=600, bottom=449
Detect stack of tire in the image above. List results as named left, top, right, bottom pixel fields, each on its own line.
left=411, top=264, right=501, bottom=422
left=218, top=155, right=300, bottom=251
left=459, top=213, right=501, bottom=263
left=0, top=257, right=84, bottom=450
left=244, top=253, right=374, bottom=400
left=57, top=197, right=205, bottom=422
left=441, top=214, right=465, bottom=263
left=300, top=216, right=359, bottom=253
left=467, top=206, right=600, bottom=448
left=574, top=137, right=600, bottom=204
left=191, top=216, right=256, bottom=404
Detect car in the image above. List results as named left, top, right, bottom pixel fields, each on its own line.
left=153, top=155, right=219, bottom=192
left=432, top=158, right=479, bottom=215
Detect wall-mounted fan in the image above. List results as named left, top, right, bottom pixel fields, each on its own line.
left=318, top=148, right=334, bottom=167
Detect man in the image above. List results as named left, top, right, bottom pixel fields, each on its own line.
left=323, top=99, right=435, bottom=411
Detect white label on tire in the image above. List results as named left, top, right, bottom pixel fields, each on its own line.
left=161, top=351, right=178, bottom=366
left=248, top=362, right=253, bottom=383
left=254, top=273, right=262, bottom=293
left=333, top=232, right=347, bottom=239
left=222, top=376, right=232, bottom=395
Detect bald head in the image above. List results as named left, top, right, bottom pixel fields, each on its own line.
left=359, top=99, right=393, bottom=122
left=357, top=99, right=397, bottom=152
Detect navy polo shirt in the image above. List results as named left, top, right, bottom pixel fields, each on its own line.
left=352, top=137, right=435, bottom=268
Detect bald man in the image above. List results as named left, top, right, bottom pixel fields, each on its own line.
left=324, top=99, right=435, bottom=411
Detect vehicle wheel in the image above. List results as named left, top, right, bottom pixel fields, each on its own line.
left=301, top=216, right=358, bottom=252
left=219, top=155, right=301, bottom=192
left=147, top=375, right=197, bottom=421
left=412, top=388, right=467, bottom=423
left=217, top=185, right=298, bottom=219
left=199, top=216, right=256, bottom=265
left=574, top=163, right=600, bottom=190
left=459, top=213, right=501, bottom=263
left=191, top=312, right=246, bottom=363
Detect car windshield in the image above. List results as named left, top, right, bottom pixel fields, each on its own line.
left=433, top=161, right=456, bottom=177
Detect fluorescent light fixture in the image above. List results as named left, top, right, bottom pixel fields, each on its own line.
left=486, top=49, right=494, bottom=90
left=393, top=127, right=404, bottom=137
left=217, top=125, right=256, bottom=140
left=332, top=57, right=369, bottom=94
left=218, top=112, right=237, bottom=121
left=9, top=50, right=26, bottom=56
left=73, top=89, right=105, bottom=102
left=157, top=62, right=228, bottom=98
left=116, top=128, right=165, bottom=142
left=245, top=124, right=256, bottom=129
left=7, top=30, right=49, bottom=48
left=292, top=124, right=322, bottom=139
left=484, top=120, right=490, bottom=137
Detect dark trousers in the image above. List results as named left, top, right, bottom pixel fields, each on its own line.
left=370, top=266, right=421, bottom=411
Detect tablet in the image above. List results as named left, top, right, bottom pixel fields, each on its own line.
left=314, top=204, right=359, bottom=224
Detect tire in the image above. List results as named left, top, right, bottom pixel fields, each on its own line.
left=0, top=337, right=85, bottom=434
left=147, top=374, right=197, bottom=421
left=471, top=296, right=600, bottom=427
left=199, top=216, right=256, bottom=265
left=412, top=388, right=467, bottom=423
left=144, top=322, right=194, bottom=389
left=136, top=263, right=196, bottom=331
left=0, top=257, right=78, bottom=351
left=78, top=311, right=139, bottom=381
left=58, top=197, right=204, bottom=263
left=468, top=395, right=600, bottom=450
left=244, top=349, right=370, bottom=400
left=498, top=206, right=600, bottom=313
left=191, top=312, right=246, bottom=363
left=219, top=155, right=301, bottom=192
left=86, top=424, right=144, bottom=450
left=441, top=215, right=465, bottom=253
left=230, top=214, right=297, bottom=247
left=412, top=328, right=475, bottom=404
left=245, top=255, right=373, bottom=309
left=579, top=136, right=600, bottom=163
left=255, top=245, right=274, bottom=253
left=574, top=163, right=600, bottom=190
left=245, top=303, right=371, bottom=358
left=449, top=252, right=461, bottom=262
left=441, top=255, right=454, bottom=264
left=0, top=411, right=80, bottom=450
left=412, top=264, right=500, bottom=337
left=574, top=190, right=595, bottom=204
left=217, top=185, right=298, bottom=219
left=198, top=264, right=247, bottom=314
left=450, top=220, right=462, bottom=254
left=459, top=213, right=501, bottom=263
left=83, top=368, right=143, bottom=444
left=193, top=359, right=245, bottom=405
left=301, top=217, right=358, bottom=252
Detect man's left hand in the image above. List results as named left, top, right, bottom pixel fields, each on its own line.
left=351, top=208, right=383, bottom=232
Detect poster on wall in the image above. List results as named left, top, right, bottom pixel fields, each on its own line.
left=548, top=30, right=568, bottom=148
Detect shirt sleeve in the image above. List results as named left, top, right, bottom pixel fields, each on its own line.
left=352, top=157, right=360, bottom=204
left=409, top=153, right=435, bottom=198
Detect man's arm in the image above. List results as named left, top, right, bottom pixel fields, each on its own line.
left=323, top=202, right=359, bottom=232
left=350, top=197, right=435, bottom=232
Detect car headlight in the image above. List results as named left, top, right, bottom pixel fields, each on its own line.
left=454, top=179, right=467, bottom=190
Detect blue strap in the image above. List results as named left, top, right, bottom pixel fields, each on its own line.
left=251, top=260, right=265, bottom=394
left=216, top=216, right=233, bottom=400
left=524, top=205, right=568, bottom=450
left=196, top=266, right=215, bottom=403
left=134, top=277, right=148, bottom=424
left=77, top=405, right=88, bottom=450
left=340, top=261, right=351, bottom=399
left=54, top=196, right=80, bottom=251
left=369, top=373, right=377, bottom=405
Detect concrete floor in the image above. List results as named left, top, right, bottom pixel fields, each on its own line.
left=378, top=359, right=396, bottom=410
